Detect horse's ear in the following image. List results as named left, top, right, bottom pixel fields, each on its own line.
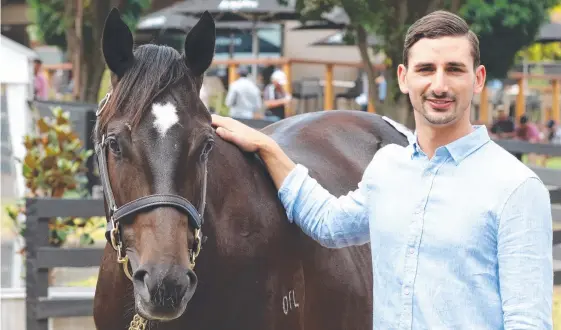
left=184, top=11, right=216, bottom=77
left=102, top=8, right=134, bottom=79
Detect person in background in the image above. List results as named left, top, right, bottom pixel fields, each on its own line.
left=33, top=59, right=48, bottom=100
left=516, top=114, right=541, bottom=143
left=546, top=119, right=561, bottom=144
left=263, top=70, right=291, bottom=120
left=490, top=108, right=519, bottom=159
left=490, top=108, right=516, bottom=139
left=516, top=114, right=542, bottom=165
left=375, top=72, right=387, bottom=104
left=224, top=66, right=263, bottom=119
left=540, top=119, right=561, bottom=166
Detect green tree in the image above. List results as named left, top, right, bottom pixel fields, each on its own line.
left=27, top=0, right=151, bottom=103
left=461, top=0, right=559, bottom=79
left=515, top=4, right=561, bottom=62
left=295, top=0, right=557, bottom=124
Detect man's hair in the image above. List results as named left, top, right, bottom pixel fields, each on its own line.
left=403, top=10, right=480, bottom=68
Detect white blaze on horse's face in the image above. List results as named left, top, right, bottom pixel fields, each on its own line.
left=152, top=102, right=179, bottom=137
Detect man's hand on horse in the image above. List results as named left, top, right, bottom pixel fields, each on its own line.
left=211, top=114, right=272, bottom=153
left=211, top=114, right=296, bottom=190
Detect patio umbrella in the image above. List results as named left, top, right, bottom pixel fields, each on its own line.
left=535, top=22, right=561, bottom=43
left=292, top=6, right=349, bottom=30
left=310, top=30, right=381, bottom=47
left=137, top=10, right=278, bottom=33
left=165, top=0, right=299, bottom=76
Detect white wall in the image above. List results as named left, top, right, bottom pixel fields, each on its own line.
left=1, top=36, right=35, bottom=199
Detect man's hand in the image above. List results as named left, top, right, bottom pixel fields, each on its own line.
left=211, top=114, right=273, bottom=153
left=211, top=114, right=296, bottom=190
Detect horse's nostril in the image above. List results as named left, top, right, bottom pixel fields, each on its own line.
left=187, top=269, right=198, bottom=288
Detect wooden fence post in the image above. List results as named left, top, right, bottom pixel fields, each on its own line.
left=552, top=79, right=560, bottom=124
left=324, top=64, right=334, bottom=110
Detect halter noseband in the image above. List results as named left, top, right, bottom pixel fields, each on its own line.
left=95, top=92, right=208, bottom=282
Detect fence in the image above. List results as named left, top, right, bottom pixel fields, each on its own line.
left=25, top=198, right=104, bottom=330
left=22, top=132, right=561, bottom=329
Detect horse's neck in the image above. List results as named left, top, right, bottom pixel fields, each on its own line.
left=204, top=141, right=284, bottom=233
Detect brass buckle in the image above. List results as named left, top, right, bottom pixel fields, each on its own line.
left=109, top=217, right=120, bottom=251
left=189, top=228, right=202, bottom=268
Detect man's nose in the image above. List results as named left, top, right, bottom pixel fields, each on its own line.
left=431, top=70, right=449, bottom=95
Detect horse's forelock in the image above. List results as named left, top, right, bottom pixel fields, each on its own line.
left=98, top=44, right=198, bottom=133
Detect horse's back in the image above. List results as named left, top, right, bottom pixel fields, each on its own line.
left=261, top=110, right=409, bottom=329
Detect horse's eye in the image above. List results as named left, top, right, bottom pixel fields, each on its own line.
left=107, top=137, right=121, bottom=155
left=201, top=141, right=214, bottom=159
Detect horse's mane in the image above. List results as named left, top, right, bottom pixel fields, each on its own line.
left=98, top=43, right=197, bottom=133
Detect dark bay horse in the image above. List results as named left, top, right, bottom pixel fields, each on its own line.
left=93, top=8, right=409, bottom=330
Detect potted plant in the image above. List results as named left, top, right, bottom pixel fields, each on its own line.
left=5, top=106, right=104, bottom=284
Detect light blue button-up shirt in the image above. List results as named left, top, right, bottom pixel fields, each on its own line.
left=278, top=124, right=553, bottom=329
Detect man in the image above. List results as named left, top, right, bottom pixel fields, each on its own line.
left=490, top=108, right=520, bottom=159
left=212, top=10, right=553, bottom=329
left=263, top=70, right=291, bottom=119
left=490, top=108, right=516, bottom=139
left=546, top=119, right=561, bottom=145
left=224, top=66, right=263, bottom=119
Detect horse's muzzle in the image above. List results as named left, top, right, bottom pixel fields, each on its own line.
left=132, top=263, right=198, bottom=320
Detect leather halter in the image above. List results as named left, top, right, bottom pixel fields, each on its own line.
left=95, top=93, right=208, bottom=278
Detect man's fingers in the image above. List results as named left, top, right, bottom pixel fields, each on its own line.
left=215, top=127, right=231, bottom=139
left=211, top=114, right=227, bottom=127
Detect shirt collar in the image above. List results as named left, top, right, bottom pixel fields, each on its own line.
left=409, top=125, right=491, bottom=164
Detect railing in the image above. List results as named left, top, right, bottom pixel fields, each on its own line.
left=24, top=198, right=104, bottom=330
left=212, top=57, right=384, bottom=115
left=478, top=72, right=561, bottom=125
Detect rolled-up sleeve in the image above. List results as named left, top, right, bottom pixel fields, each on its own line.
left=497, top=177, right=553, bottom=329
left=277, top=164, right=371, bottom=248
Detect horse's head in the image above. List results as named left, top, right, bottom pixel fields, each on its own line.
left=96, top=8, right=215, bottom=321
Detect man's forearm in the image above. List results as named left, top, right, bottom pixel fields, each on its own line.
left=258, top=139, right=296, bottom=190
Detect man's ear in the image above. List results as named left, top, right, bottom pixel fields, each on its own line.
left=102, top=8, right=135, bottom=79
left=473, top=65, right=487, bottom=94
left=397, top=64, right=409, bottom=94
left=184, top=11, right=216, bottom=77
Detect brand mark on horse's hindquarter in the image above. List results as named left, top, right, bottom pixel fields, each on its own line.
left=282, top=289, right=299, bottom=315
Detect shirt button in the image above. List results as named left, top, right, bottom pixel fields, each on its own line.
left=409, top=248, right=415, bottom=254
left=404, top=287, right=410, bottom=295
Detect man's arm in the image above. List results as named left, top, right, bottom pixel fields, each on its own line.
left=497, top=177, right=553, bottom=329
left=211, top=115, right=371, bottom=248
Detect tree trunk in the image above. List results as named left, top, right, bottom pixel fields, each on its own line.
left=64, top=0, right=79, bottom=97
left=80, top=0, right=119, bottom=104
left=356, top=26, right=380, bottom=114
left=64, top=0, right=117, bottom=104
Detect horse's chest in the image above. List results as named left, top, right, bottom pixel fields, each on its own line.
left=181, top=247, right=306, bottom=329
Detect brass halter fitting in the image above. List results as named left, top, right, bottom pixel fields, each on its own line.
left=189, top=228, right=203, bottom=268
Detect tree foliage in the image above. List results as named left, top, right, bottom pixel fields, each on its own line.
left=295, top=0, right=557, bottom=123
left=27, top=0, right=150, bottom=51
left=460, top=0, right=559, bottom=79
left=26, top=0, right=151, bottom=103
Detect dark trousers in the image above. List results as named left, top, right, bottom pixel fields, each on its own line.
left=267, top=105, right=285, bottom=119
